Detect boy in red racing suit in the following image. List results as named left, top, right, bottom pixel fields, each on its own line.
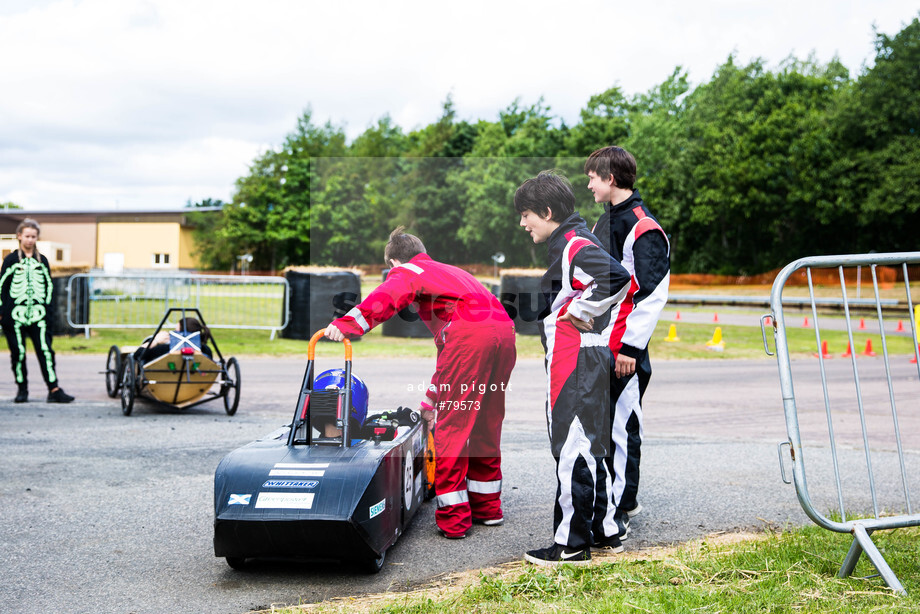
left=514, top=171, right=631, bottom=566
left=325, top=227, right=516, bottom=539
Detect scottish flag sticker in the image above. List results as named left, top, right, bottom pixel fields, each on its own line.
left=228, top=493, right=251, bottom=505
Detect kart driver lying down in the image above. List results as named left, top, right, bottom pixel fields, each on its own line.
left=133, top=317, right=213, bottom=364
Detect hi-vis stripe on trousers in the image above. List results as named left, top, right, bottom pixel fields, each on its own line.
left=436, top=489, right=468, bottom=508
left=435, top=479, right=502, bottom=509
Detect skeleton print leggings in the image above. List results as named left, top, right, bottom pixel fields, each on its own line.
left=3, top=320, right=58, bottom=390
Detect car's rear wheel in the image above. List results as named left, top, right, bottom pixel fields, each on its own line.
left=121, top=355, right=136, bottom=416
left=223, top=357, right=241, bottom=416
left=105, top=345, right=122, bottom=398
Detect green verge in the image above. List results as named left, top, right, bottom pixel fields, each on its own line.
left=649, top=320, right=919, bottom=361
left=445, top=526, right=920, bottom=614
left=14, top=277, right=917, bottom=360
left=30, top=325, right=443, bottom=360
left=271, top=525, right=920, bottom=613
left=26, top=317, right=917, bottom=362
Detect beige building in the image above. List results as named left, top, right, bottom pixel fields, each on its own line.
left=0, top=235, right=72, bottom=265
left=0, top=209, right=220, bottom=271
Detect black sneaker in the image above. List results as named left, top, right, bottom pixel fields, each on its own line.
left=616, top=514, right=631, bottom=541
left=47, top=388, right=75, bottom=404
left=524, top=543, right=590, bottom=566
left=14, top=386, right=28, bottom=403
left=592, top=535, right=624, bottom=553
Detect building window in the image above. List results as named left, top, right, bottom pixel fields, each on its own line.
left=152, top=253, right=171, bottom=266
left=56, top=249, right=64, bottom=261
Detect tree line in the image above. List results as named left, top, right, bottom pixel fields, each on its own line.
left=189, top=16, right=919, bottom=276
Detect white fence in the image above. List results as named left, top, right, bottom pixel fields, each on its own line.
left=66, top=273, right=289, bottom=338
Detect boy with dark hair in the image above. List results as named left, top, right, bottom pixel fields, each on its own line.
left=325, top=226, right=517, bottom=539
left=585, top=146, right=670, bottom=542
left=515, top=171, right=631, bottom=566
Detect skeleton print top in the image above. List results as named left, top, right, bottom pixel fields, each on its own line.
left=0, top=250, right=54, bottom=326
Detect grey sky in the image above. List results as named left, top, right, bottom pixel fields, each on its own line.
left=0, top=0, right=916, bottom=211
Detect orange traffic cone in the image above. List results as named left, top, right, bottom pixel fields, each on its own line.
left=764, top=316, right=772, bottom=326
left=713, top=312, right=719, bottom=323
left=859, top=318, right=866, bottom=330
left=862, top=339, right=876, bottom=357
left=911, top=344, right=919, bottom=363
left=814, top=340, right=832, bottom=359
left=802, top=317, right=810, bottom=328
left=675, top=311, right=681, bottom=320
left=842, top=342, right=852, bottom=358
left=896, top=320, right=904, bottom=332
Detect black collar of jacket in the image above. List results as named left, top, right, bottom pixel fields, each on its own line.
left=546, top=211, right=590, bottom=264
left=604, top=189, right=643, bottom=214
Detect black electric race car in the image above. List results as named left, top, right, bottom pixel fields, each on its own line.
left=213, top=329, right=433, bottom=573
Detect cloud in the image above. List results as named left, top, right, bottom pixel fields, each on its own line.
left=0, top=0, right=916, bottom=210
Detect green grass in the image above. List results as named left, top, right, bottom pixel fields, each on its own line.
left=6, top=326, right=431, bottom=360
left=82, top=283, right=286, bottom=328
left=22, top=278, right=914, bottom=361
left=86, top=296, right=282, bottom=328
left=443, top=527, right=918, bottom=613
left=272, top=525, right=920, bottom=613
left=7, top=312, right=916, bottom=362
left=649, top=320, right=919, bottom=361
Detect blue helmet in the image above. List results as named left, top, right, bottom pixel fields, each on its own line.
left=313, top=368, right=368, bottom=427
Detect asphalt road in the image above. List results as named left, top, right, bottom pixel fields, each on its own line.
left=1, top=350, right=917, bottom=614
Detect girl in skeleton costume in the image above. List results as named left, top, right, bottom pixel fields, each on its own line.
left=0, top=219, right=74, bottom=403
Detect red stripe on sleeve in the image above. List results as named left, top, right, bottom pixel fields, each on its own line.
left=633, top=216, right=663, bottom=239
left=566, top=237, right=592, bottom=264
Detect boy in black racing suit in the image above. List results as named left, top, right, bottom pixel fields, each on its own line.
left=586, top=146, right=670, bottom=542
left=515, top=171, right=631, bottom=566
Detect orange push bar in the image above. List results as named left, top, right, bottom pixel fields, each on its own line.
left=308, top=329, right=352, bottom=361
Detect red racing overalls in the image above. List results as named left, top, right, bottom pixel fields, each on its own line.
left=331, top=253, right=516, bottom=537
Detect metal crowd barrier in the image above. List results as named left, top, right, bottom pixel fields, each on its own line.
left=66, top=273, right=289, bottom=339
left=765, top=252, right=920, bottom=595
